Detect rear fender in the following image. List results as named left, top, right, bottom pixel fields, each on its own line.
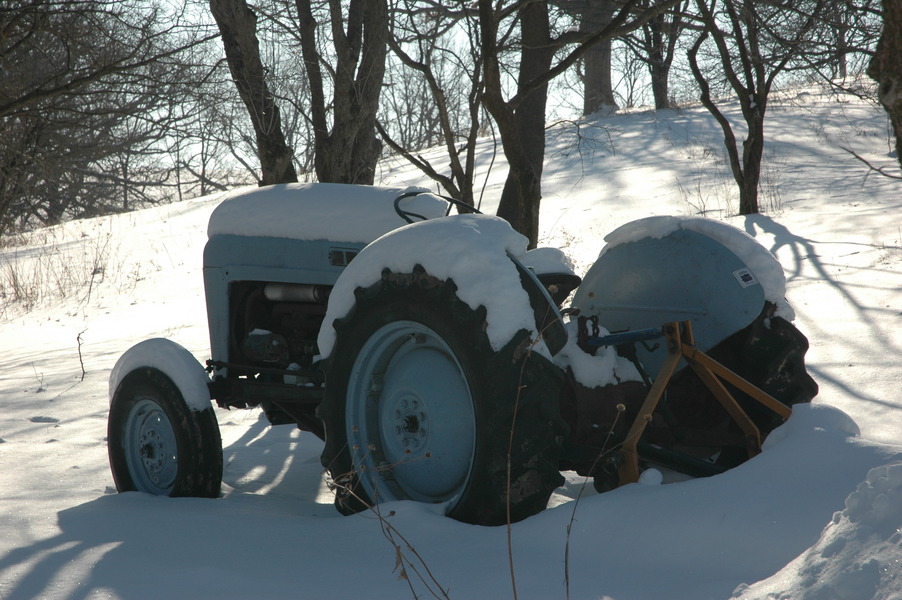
left=573, top=219, right=773, bottom=375
left=507, top=253, right=568, bottom=355
left=318, top=215, right=568, bottom=359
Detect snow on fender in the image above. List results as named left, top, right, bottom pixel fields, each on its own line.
left=317, top=214, right=545, bottom=360
left=109, top=338, right=212, bottom=412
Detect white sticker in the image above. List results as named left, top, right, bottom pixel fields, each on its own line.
left=733, top=268, right=758, bottom=288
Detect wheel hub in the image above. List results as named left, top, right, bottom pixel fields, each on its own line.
left=392, top=396, right=427, bottom=452
left=139, top=428, right=166, bottom=478
left=124, top=398, right=178, bottom=494
left=347, top=320, right=475, bottom=506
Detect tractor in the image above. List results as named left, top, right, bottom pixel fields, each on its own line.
left=107, top=183, right=817, bottom=526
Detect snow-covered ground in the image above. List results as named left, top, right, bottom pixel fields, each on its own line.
left=1, top=86, right=900, bottom=599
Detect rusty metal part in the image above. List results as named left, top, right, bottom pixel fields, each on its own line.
left=616, top=320, right=791, bottom=485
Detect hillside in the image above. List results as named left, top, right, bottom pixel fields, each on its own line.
left=1, top=85, right=900, bottom=600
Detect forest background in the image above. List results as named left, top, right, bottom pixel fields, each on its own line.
left=1, top=0, right=899, bottom=248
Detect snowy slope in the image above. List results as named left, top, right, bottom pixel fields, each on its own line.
left=1, top=86, right=901, bottom=600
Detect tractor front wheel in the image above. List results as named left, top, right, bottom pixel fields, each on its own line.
left=108, top=367, right=222, bottom=497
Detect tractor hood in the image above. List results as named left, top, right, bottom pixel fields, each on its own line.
left=207, top=182, right=448, bottom=244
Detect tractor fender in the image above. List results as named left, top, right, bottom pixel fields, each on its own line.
left=572, top=216, right=786, bottom=376
left=317, top=214, right=566, bottom=360
left=109, top=338, right=212, bottom=412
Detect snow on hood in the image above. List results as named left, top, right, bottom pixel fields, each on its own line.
left=206, top=182, right=449, bottom=244
left=317, top=214, right=544, bottom=359
left=602, top=215, right=795, bottom=320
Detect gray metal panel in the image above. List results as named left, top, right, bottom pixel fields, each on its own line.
left=203, top=266, right=231, bottom=365
left=204, top=234, right=364, bottom=273
left=572, top=228, right=765, bottom=375
left=202, top=234, right=367, bottom=365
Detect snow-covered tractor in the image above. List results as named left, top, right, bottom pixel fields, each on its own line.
left=107, top=183, right=817, bottom=525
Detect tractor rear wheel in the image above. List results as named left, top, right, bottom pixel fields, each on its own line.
left=662, top=304, right=818, bottom=466
left=318, top=266, right=566, bottom=525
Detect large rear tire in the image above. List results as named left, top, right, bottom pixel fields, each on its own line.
left=319, top=266, right=566, bottom=525
left=663, top=303, right=818, bottom=464
left=108, top=367, right=222, bottom=497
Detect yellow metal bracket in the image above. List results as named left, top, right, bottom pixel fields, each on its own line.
left=617, top=320, right=792, bottom=485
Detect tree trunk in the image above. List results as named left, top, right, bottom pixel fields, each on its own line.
left=687, top=0, right=814, bottom=217
left=210, top=0, right=298, bottom=186
left=649, top=60, right=670, bottom=110
left=296, top=0, right=388, bottom=185
left=740, top=116, right=765, bottom=215
left=868, top=0, right=902, bottom=171
left=582, top=0, right=618, bottom=115
left=646, top=13, right=671, bottom=110
left=480, top=0, right=685, bottom=245
left=490, top=2, right=552, bottom=247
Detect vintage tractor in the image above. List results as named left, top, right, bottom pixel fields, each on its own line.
left=107, top=183, right=817, bottom=525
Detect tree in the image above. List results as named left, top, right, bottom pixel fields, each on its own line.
left=379, top=2, right=487, bottom=208
left=558, top=0, right=620, bottom=115
left=296, top=0, right=389, bottom=185
left=210, top=0, right=298, bottom=185
left=688, top=0, right=827, bottom=215
left=0, top=0, right=218, bottom=236
left=800, top=0, right=882, bottom=84
left=868, top=0, right=902, bottom=171
left=623, top=0, right=688, bottom=109
left=479, top=1, right=553, bottom=247
left=166, top=74, right=254, bottom=201
left=478, top=0, right=682, bottom=247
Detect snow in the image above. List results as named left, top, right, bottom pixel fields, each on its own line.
left=733, top=461, right=902, bottom=600
left=522, top=246, right=577, bottom=276
left=108, top=338, right=212, bottom=412
left=317, top=214, right=544, bottom=358
left=552, top=319, right=642, bottom=388
left=2, top=85, right=902, bottom=599
left=207, top=182, right=448, bottom=243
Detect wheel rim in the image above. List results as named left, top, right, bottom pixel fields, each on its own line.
left=123, top=398, right=179, bottom=495
left=346, top=320, right=476, bottom=508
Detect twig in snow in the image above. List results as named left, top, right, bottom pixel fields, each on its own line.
left=324, top=472, right=451, bottom=600
left=77, top=330, right=86, bottom=381
left=31, top=363, right=46, bottom=393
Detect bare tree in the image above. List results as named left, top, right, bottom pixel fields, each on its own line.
left=581, top=1, right=619, bottom=115
left=0, top=2, right=215, bottom=119
left=688, top=0, right=828, bottom=215
left=555, top=0, right=620, bottom=115
left=0, top=0, right=218, bottom=236
left=609, top=39, right=649, bottom=108
left=296, top=0, right=389, bottom=185
left=478, top=0, right=682, bottom=247
left=166, top=71, right=255, bottom=201
left=479, top=1, right=552, bottom=247
left=621, top=0, right=688, bottom=109
left=378, top=2, right=487, bottom=208
left=867, top=0, right=902, bottom=171
left=210, top=0, right=298, bottom=185
left=798, top=0, right=881, bottom=84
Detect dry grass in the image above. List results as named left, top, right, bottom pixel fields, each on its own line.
left=0, top=223, right=120, bottom=315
